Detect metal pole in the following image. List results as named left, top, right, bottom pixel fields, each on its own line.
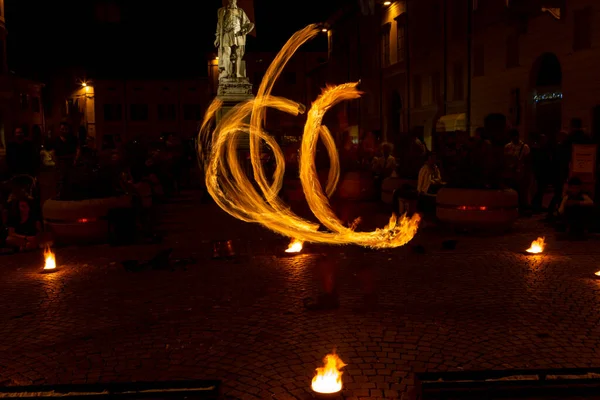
left=443, top=0, right=448, bottom=116
left=466, top=0, right=473, bottom=134
left=406, top=0, right=411, bottom=132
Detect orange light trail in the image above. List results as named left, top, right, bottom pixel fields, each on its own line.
left=198, top=24, right=420, bottom=248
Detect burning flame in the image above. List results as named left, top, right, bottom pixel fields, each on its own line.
left=526, top=237, right=545, bottom=254
left=198, top=25, right=420, bottom=248
left=285, top=239, right=303, bottom=253
left=44, top=247, right=56, bottom=270
left=595, top=271, right=600, bottom=277
left=311, top=353, right=346, bottom=394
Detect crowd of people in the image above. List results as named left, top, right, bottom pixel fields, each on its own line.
left=336, top=118, right=597, bottom=236
left=0, top=123, right=195, bottom=252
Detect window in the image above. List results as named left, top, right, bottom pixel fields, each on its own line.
left=474, top=44, right=485, bottom=77
left=20, top=93, right=29, bottom=110
left=31, top=97, right=41, bottom=113
left=103, top=104, right=123, bottom=121
left=413, top=75, right=422, bottom=108
left=0, top=39, right=5, bottom=73
left=183, top=104, right=202, bottom=121
left=381, top=23, right=391, bottom=68
left=453, top=62, right=464, bottom=101
left=130, top=104, right=148, bottom=121
left=423, top=75, right=433, bottom=106
left=158, top=104, right=176, bottom=121
left=432, top=71, right=441, bottom=104
left=395, top=15, right=406, bottom=63
left=506, top=34, right=519, bottom=68
left=574, top=7, right=592, bottom=51
left=284, top=72, right=296, bottom=85
left=431, top=2, right=442, bottom=47
left=452, top=0, right=466, bottom=39
left=66, top=98, right=79, bottom=115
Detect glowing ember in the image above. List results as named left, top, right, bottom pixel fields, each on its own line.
left=285, top=239, right=303, bottom=253
left=198, top=25, right=420, bottom=248
left=44, top=247, right=56, bottom=270
left=311, top=353, right=346, bottom=394
left=526, top=237, right=546, bottom=254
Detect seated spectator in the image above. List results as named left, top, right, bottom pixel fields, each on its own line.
left=417, top=153, right=445, bottom=214
left=6, top=198, right=42, bottom=251
left=372, top=142, right=396, bottom=179
left=558, top=177, right=593, bottom=236
left=417, top=152, right=445, bottom=195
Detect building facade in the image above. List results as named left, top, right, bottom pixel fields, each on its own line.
left=45, top=76, right=211, bottom=149
left=0, top=0, right=44, bottom=161
left=471, top=0, right=596, bottom=144
left=319, top=0, right=600, bottom=152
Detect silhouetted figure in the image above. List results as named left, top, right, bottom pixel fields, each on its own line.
left=6, top=127, right=36, bottom=177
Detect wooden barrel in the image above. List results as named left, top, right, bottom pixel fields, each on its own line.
left=436, top=188, right=518, bottom=229
left=43, top=196, right=132, bottom=244
left=338, top=172, right=375, bottom=200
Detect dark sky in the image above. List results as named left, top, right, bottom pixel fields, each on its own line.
left=5, top=0, right=347, bottom=79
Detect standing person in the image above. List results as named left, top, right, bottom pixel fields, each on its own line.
left=372, top=142, right=396, bottom=201
left=504, top=129, right=531, bottom=212
left=558, top=177, right=594, bottom=237
left=530, top=133, right=553, bottom=213
left=6, top=127, right=36, bottom=177
left=53, top=122, right=80, bottom=198
left=6, top=198, right=42, bottom=251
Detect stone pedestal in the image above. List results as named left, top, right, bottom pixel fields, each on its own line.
left=216, top=77, right=254, bottom=150
left=216, top=78, right=254, bottom=175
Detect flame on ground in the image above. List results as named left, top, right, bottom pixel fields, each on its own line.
left=526, top=237, right=545, bottom=254
left=198, top=24, right=420, bottom=248
left=285, top=239, right=303, bottom=253
left=44, top=247, right=56, bottom=270
left=311, top=353, right=346, bottom=394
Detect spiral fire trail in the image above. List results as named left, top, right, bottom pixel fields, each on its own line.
left=198, top=24, right=420, bottom=248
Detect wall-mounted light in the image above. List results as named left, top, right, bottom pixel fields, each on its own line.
left=322, top=28, right=328, bottom=33
left=383, top=1, right=392, bottom=5
left=215, top=56, right=219, bottom=61
left=81, top=82, right=87, bottom=87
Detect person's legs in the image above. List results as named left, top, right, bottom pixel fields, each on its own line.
left=6, top=235, right=26, bottom=250
left=532, top=174, right=548, bottom=212
left=565, top=205, right=589, bottom=236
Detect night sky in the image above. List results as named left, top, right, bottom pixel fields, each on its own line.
left=5, top=0, right=347, bottom=80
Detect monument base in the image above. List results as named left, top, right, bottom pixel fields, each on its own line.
left=215, top=78, right=254, bottom=174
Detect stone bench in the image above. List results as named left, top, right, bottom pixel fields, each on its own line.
left=43, top=195, right=133, bottom=245
left=436, top=188, right=518, bottom=229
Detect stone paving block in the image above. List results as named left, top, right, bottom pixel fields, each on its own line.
left=0, top=194, right=600, bottom=399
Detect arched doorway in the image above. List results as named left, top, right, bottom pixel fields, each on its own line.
left=530, top=53, right=562, bottom=143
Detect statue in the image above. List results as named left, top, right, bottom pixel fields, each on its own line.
left=214, top=0, right=255, bottom=81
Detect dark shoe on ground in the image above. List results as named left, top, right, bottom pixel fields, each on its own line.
left=303, top=293, right=340, bottom=311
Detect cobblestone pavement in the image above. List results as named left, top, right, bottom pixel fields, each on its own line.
left=2, top=190, right=600, bottom=399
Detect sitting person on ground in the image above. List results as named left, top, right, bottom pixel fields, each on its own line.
left=6, top=198, right=42, bottom=251
left=417, top=152, right=445, bottom=196
left=417, top=152, right=445, bottom=214
left=558, top=176, right=593, bottom=236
